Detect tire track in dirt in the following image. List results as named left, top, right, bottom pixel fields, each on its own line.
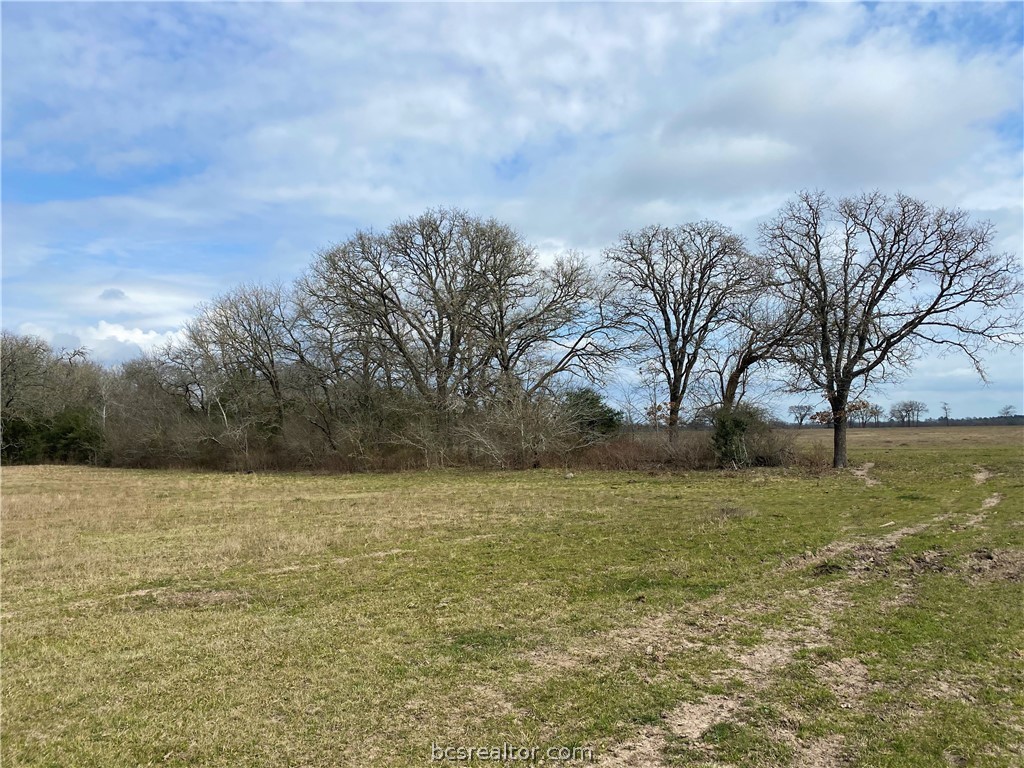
left=460, top=464, right=1009, bottom=766
left=851, top=462, right=880, bottom=486
left=953, top=471, right=1002, bottom=529
left=592, top=583, right=851, bottom=766
left=576, top=482, right=1005, bottom=767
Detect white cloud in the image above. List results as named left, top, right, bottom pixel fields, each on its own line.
left=2, top=2, right=1021, bottom=413
left=88, top=320, right=179, bottom=349
left=14, top=319, right=183, bottom=365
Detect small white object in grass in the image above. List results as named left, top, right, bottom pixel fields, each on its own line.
left=564, top=472, right=575, bottom=479
left=880, top=521, right=896, bottom=528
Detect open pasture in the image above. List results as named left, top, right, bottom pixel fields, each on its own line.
left=2, top=427, right=1022, bottom=767
left=797, top=425, right=1023, bottom=449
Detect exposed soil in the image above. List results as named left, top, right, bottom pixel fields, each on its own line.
left=816, top=657, right=877, bottom=708
left=792, top=735, right=846, bottom=768
left=523, top=473, right=1013, bottom=766
left=981, top=493, right=1003, bottom=510
left=666, top=695, right=743, bottom=740
left=592, top=727, right=666, bottom=767
left=851, top=462, right=880, bottom=487
left=790, top=522, right=932, bottom=578
left=965, top=548, right=1024, bottom=582
left=907, top=550, right=950, bottom=574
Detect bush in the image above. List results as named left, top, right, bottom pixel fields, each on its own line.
left=1, top=416, right=46, bottom=464
left=791, top=438, right=832, bottom=471
left=563, top=388, right=623, bottom=439
left=712, top=404, right=793, bottom=467
left=1, top=408, right=102, bottom=465
left=45, top=408, right=102, bottom=463
left=566, top=430, right=718, bottom=471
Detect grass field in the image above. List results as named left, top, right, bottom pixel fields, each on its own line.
left=2, top=426, right=1022, bottom=767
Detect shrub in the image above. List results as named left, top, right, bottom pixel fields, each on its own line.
left=563, top=387, right=624, bottom=438
left=1, top=408, right=102, bottom=465
left=712, top=404, right=792, bottom=467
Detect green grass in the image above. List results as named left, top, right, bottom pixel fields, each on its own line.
left=2, top=426, right=1022, bottom=767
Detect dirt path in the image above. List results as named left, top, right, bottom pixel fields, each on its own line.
left=584, top=474, right=1007, bottom=767
left=588, top=531, right=936, bottom=768
left=851, top=462, right=880, bottom=486
left=593, top=581, right=852, bottom=767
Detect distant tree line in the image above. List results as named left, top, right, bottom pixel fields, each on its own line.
left=788, top=400, right=1022, bottom=428
left=2, top=192, right=1020, bottom=470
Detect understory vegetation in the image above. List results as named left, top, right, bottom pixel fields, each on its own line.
left=0, top=335, right=796, bottom=472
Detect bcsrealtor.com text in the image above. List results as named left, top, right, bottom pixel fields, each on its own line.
left=430, top=743, right=594, bottom=762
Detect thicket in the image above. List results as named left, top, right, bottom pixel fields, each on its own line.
left=3, top=194, right=1019, bottom=471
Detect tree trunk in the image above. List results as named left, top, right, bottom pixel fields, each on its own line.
left=830, top=392, right=850, bottom=468
left=722, top=373, right=742, bottom=411
left=832, top=417, right=848, bottom=468
left=667, top=404, right=680, bottom=445
left=722, top=350, right=757, bottom=410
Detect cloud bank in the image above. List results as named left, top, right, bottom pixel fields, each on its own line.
left=3, top=2, right=1021, bottom=414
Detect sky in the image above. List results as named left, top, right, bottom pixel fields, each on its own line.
left=3, top=1, right=1023, bottom=418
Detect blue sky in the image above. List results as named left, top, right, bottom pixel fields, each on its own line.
left=3, top=2, right=1022, bottom=418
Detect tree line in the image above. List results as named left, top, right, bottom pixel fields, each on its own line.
left=2, top=192, right=1020, bottom=470
left=787, top=401, right=1021, bottom=428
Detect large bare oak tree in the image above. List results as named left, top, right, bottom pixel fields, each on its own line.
left=306, top=208, right=625, bottom=463
left=604, top=222, right=758, bottom=443
left=762, top=191, right=1022, bottom=468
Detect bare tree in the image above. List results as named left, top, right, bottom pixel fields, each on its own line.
left=285, top=278, right=396, bottom=458
left=889, top=401, right=912, bottom=426
left=890, top=400, right=928, bottom=425
left=1, top=331, right=53, bottom=416
left=697, top=257, right=808, bottom=412
left=188, top=283, right=295, bottom=429
left=604, top=221, right=758, bottom=443
left=941, top=401, right=952, bottom=423
left=848, top=399, right=873, bottom=427
left=763, top=191, right=1022, bottom=467
left=1, top=333, right=106, bottom=463
left=999, top=405, right=1017, bottom=423
left=306, top=208, right=624, bottom=464
left=908, top=400, right=929, bottom=425
left=100, top=355, right=206, bottom=467
left=307, top=209, right=490, bottom=460
left=866, top=403, right=885, bottom=426
left=788, top=404, right=814, bottom=426
left=473, top=248, right=625, bottom=399
left=850, top=400, right=878, bottom=427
